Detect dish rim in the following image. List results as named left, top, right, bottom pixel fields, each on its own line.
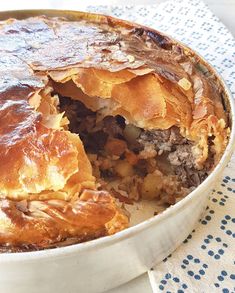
left=0, top=9, right=234, bottom=261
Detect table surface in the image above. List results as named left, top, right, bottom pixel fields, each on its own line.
left=0, top=1, right=233, bottom=292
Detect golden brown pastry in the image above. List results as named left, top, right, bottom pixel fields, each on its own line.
left=0, top=190, right=128, bottom=252
left=0, top=14, right=230, bottom=252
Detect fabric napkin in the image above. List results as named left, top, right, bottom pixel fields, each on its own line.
left=86, top=1, right=235, bottom=292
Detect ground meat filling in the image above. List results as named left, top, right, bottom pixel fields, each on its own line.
left=138, top=129, right=210, bottom=187
left=59, top=96, right=211, bottom=206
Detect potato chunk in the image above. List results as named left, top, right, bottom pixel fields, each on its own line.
left=123, top=124, right=141, bottom=143
left=141, top=170, right=163, bottom=199
left=115, top=160, right=134, bottom=177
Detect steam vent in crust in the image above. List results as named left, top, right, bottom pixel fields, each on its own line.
left=0, top=14, right=230, bottom=252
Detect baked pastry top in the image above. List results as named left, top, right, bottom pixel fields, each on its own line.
left=0, top=14, right=229, bottom=252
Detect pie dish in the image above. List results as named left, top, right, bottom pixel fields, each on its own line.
left=0, top=9, right=234, bottom=293
left=0, top=11, right=231, bottom=251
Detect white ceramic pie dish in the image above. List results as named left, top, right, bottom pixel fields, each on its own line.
left=0, top=9, right=234, bottom=293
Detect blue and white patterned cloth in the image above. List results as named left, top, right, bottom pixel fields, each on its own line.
left=87, top=1, right=235, bottom=292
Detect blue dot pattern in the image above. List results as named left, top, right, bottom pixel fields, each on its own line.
left=157, top=273, right=188, bottom=292
left=88, top=0, right=235, bottom=292
left=149, top=173, right=235, bottom=293
left=149, top=171, right=235, bottom=292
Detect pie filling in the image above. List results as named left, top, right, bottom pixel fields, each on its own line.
left=56, top=89, right=212, bottom=208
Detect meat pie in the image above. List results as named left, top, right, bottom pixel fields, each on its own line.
left=0, top=14, right=229, bottom=252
